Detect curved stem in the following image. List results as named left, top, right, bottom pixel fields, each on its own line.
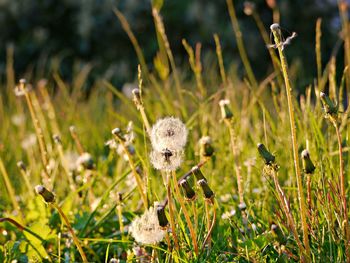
left=53, top=204, right=88, bottom=263
left=201, top=201, right=216, bottom=252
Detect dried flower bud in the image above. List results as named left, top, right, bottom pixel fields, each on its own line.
left=197, top=179, right=214, bottom=201
left=156, top=205, right=169, bottom=228
left=35, top=185, right=55, bottom=203
left=199, top=136, right=214, bottom=157
left=301, top=149, right=315, bottom=174
left=132, top=88, right=142, bottom=108
left=112, top=127, right=125, bottom=141
left=243, top=2, right=255, bottom=16
left=238, top=202, right=247, bottom=211
left=191, top=166, right=206, bottom=181
left=257, top=143, right=275, bottom=165
left=270, top=23, right=280, bottom=32
left=76, top=152, right=94, bottom=170
left=320, top=92, right=338, bottom=115
left=53, top=134, right=62, bottom=144
left=179, top=179, right=196, bottom=201
left=17, top=161, right=27, bottom=171
left=219, top=99, right=233, bottom=120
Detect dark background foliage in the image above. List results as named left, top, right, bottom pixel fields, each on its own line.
left=0, top=0, right=344, bottom=88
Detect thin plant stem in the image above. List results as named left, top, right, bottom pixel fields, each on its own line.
left=0, top=157, right=21, bottom=213
left=269, top=167, right=306, bottom=258
left=165, top=171, right=180, bottom=251
left=226, top=0, right=258, bottom=88
left=224, top=119, right=244, bottom=205
left=204, top=201, right=211, bottom=249
left=271, top=25, right=310, bottom=259
left=0, top=217, right=44, bottom=242
left=152, top=8, right=187, bottom=117
left=214, top=34, right=228, bottom=88
left=114, top=137, right=148, bottom=209
left=315, top=18, right=322, bottom=86
left=201, top=200, right=216, bottom=252
left=18, top=167, right=34, bottom=197
left=70, top=127, right=85, bottom=155
left=330, top=116, right=350, bottom=260
left=306, top=174, right=312, bottom=212
left=53, top=204, right=88, bottom=263
left=18, top=80, right=50, bottom=185
left=171, top=170, right=199, bottom=256
left=136, top=65, right=151, bottom=134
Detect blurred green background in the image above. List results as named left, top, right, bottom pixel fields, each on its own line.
left=0, top=0, right=345, bottom=89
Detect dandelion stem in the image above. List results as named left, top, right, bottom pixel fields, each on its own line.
left=114, top=137, right=148, bottom=209
left=330, top=116, right=350, bottom=260
left=0, top=217, right=44, bottom=242
left=201, top=200, right=216, bottom=252
left=165, top=171, right=180, bottom=251
left=171, top=170, right=199, bottom=256
left=224, top=119, right=244, bottom=205
left=18, top=80, right=50, bottom=185
left=53, top=204, right=88, bottom=263
left=271, top=24, right=310, bottom=259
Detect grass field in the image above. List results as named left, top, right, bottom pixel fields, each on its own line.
left=1, top=1, right=350, bottom=262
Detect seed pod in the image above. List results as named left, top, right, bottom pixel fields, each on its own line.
left=257, top=143, right=275, bottom=165
left=199, top=136, right=214, bottom=157
left=219, top=99, right=233, bottom=120
left=197, top=179, right=214, bottom=201
left=320, top=92, right=338, bottom=115
left=35, top=185, right=55, bottom=203
left=156, top=205, right=169, bottom=228
left=53, top=134, right=62, bottom=144
left=301, top=149, right=315, bottom=174
left=179, top=179, right=196, bottom=201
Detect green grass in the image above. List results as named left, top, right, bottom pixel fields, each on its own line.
left=1, top=1, right=350, bottom=262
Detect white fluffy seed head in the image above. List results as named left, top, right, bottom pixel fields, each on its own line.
left=199, top=136, right=212, bottom=145
left=129, top=206, right=166, bottom=245
left=150, top=150, right=183, bottom=171
left=219, top=99, right=230, bottom=106
left=150, top=117, right=188, bottom=152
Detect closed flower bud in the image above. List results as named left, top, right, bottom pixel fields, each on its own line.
left=238, top=202, right=247, bottom=211
left=35, top=185, right=55, bottom=203
left=197, top=179, right=214, bottom=201
left=257, top=143, right=275, bottom=165
left=112, top=128, right=125, bottom=141
left=320, top=92, right=338, bottom=115
left=191, top=166, right=206, bottom=181
left=179, top=179, right=196, bottom=201
left=132, top=88, right=142, bottom=109
left=53, top=134, right=62, bottom=144
left=301, top=149, right=315, bottom=174
left=156, top=205, right=169, bottom=228
left=199, top=136, right=214, bottom=157
left=76, top=152, right=94, bottom=170
left=219, top=99, right=233, bottom=120
left=17, top=161, right=27, bottom=171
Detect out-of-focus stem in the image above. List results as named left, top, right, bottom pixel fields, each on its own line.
left=226, top=0, right=257, bottom=88
left=165, top=171, right=179, bottom=251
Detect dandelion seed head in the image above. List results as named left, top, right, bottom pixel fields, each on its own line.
left=129, top=206, right=166, bottom=244
left=150, top=117, right=188, bottom=152
left=150, top=150, right=183, bottom=171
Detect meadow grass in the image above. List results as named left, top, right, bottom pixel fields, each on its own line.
left=1, top=1, right=350, bottom=262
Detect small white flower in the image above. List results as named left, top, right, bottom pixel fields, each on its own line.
left=221, top=209, right=236, bottom=220
left=150, top=149, right=183, bottom=171
left=150, top=117, right=188, bottom=152
left=129, top=206, right=166, bottom=245
left=199, top=136, right=212, bottom=145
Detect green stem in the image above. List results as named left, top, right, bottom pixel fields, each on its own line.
left=271, top=24, right=310, bottom=260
